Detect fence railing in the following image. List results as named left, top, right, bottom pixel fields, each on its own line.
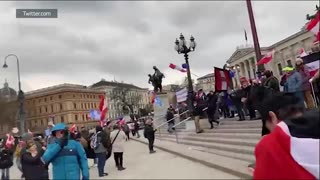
left=172, top=117, right=192, bottom=143
left=155, top=109, right=190, bottom=138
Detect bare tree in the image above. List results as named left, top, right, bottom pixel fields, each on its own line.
left=110, top=86, right=142, bottom=115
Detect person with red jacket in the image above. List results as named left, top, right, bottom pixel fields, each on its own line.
left=254, top=93, right=319, bottom=179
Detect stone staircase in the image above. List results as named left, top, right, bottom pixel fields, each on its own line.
left=156, top=119, right=261, bottom=162
left=134, top=118, right=262, bottom=178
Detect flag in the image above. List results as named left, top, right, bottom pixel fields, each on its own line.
left=89, top=109, right=101, bottom=120
left=99, top=95, right=109, bottom=126
left=299, top=48, right=308, bottom=57
left=169, top=63, right=187, bottom=72
left=150, top=91, right=156, bottom=104
left=214, top=67, right=231, bottom=92
left=257, top=50, right=275, bottom=65
left=154, top=96, right=162, bottom=106
left=306, top=11, right=320, bottom=42
left=244, top=29, right=248, bottom=41
left=45, top=128, right=51, bottom=137
left=181, top=63, right=189, bottom=69
left=300, top=51, right=320, bottom=77
left=69, top=124, right=76, bottom=133
left=176, top=87, right=188, bottom=103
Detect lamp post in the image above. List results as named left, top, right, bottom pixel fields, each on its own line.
left=174, top=33, right=197, bottom=112
left=3, top=54, right=25, bottom=134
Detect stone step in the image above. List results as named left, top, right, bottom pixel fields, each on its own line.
left=157, top=134, right=258, bottom=147
left=132, top=137, right=252, bottom=179
left=189, top=145, right=255, bottom=163
left=212, top=120, right=261, bottom=125
left=207, top=128, right=261, bottom=134
left=156, top=131, right=261, bottom=140
left=216, top=123, right=261, bottom=129
left=158, top=137, right=255, bottom=155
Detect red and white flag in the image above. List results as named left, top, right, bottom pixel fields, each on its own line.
left=169, top=63, right=187, bottom=73
left=298, top=48, right=308, bottom=57
left=69, top=124, right=77, bottom=133
left=99, top=95, right=109, bottom=126
left=214, top=67, right=231, bottom=91
left=306, top=11, right=320, bottom=43
left=257, top=50, right=275, bottom=65
left=301, top=51, right=320, bottom=77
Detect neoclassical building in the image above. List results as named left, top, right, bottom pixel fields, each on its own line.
left=196, top=73, right=215, bottom=93
left=226, top=30, right=316, bottom=86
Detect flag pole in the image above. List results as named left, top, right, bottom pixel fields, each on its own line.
left=246, top=0, right=264, bottom=72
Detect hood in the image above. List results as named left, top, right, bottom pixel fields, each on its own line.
left=51, top=123, right=66, bottom=132
left=277, top=109, right=320, bottom=179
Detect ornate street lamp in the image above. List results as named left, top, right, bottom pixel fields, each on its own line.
left=3, top=54, right=25, bottom=134
left=174, top=33, right=196, bottom=112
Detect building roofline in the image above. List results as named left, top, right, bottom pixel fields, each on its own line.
left=197, top=73, right=215, bottom=80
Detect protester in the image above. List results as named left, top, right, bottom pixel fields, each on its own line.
left=123, top=123, right=130, bottom=140
left=230, top=88, right=246, bottom=121
left=193, top=100, right=204, bottom=133
left=166, top=106, right=175, bottom=133
left=144, top=119, right=156, bottom=154
left=283, top=67, right=304, bottom=108
left=248, top=92, right=306, bottom=174
left=86, top=129, right=97, bottom=168
left=41, top=123, right=89, bottom=180
left=262, top=70, right=280, bottom=92
left=296, top=58, right=315, bottom=109
left=0, top=132, right=15, bottom=180
left=92, top=125, right=111, bottom=177
left=134, top=119, right=141, bottom=138
left=254, top=108, right=319, bottom=179
left=110, top=124, right=127, bottom=171
left=21, top=140, right=49, bottom=180
left=240, top=77, right=257, bottom=120
left=206, top=91, right=220, bottom=128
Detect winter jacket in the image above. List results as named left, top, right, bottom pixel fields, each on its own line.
left=263, top=76, right=280, bottom=92
left=297, top=66, right=311, bottom=91
left=0, top=149, right=13, bottom=169
left=94, top=127, right=111, bottom=154
left=166, top=109, right=175, bottom=121
left=206, top=94, right=218, bottom=113
left=254, top=110, right=319, bottom=179
left=21, top=150, right=49, bottom=180
left=144, top=125, right=155, bottom=140
left=193, top=104, right=202, bottom=116
left=110, top=130, right=126, bottom=153
left=284, top=71, right=303, bottom=93
left=41, top=138, right=89, bottom=180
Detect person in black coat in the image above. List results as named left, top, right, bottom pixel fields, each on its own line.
left=144, top=119, right=156, bottom=154
left=230, top=88, right=246, bottom=121
left=206, top=91, right=220, bottom=129
left=21, top=140, right=49, bottom=180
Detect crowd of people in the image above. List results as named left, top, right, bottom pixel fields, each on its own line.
left=0, top=115, right=158, bottom=180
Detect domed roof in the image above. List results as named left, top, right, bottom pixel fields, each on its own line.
left=0, top=80, right=17, bottom=100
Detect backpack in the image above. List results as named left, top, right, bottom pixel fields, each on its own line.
left=90, top=132, right=101, bottom=149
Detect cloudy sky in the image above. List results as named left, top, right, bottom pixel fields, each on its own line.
left=0, top=1, right=317, bottom=91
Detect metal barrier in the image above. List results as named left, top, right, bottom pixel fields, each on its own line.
left=155, top=110, right=190, bottom=138
left=172, top=117, right=192, bottom=143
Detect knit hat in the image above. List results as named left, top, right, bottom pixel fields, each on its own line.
left=296, top=58, right=303, bottom=64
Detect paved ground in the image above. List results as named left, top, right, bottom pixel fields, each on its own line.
left=10, top=140, right=237, bottom=179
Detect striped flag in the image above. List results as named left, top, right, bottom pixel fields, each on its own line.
left=301, top=52, right=320, bottom=77
left=176, top=87, right=188, bottom=103
left=214, top=67, right=231, bottom=92
left=306, top=10, right=320, bottom=42
left=99, top=95, right=109, bottom=126
left=169, top=63, right=187, bottom=72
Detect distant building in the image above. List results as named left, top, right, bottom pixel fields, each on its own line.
left=0, top=80, right=17, bottom=101
left=196, top=73, right=215, bottom=93
left=90, top=79, right=150, bottom=119
left=162, top=84, right=180, bottom=92
left=23, top=83, right=104, bottom=131
left=226, top=30, right=316, bottom=87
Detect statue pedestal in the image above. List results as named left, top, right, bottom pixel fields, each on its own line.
left=153, top=93, right=169, bottom=128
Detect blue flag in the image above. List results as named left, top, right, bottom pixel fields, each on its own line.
left=89, top=109, right=101, bottom=120
left=154, top=96, right=162, bottom=106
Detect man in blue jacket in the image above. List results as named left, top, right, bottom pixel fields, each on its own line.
left=41, top=123, right=89, bottom=180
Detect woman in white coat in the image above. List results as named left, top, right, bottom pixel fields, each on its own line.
left=110, top=124, right=127, bottom=171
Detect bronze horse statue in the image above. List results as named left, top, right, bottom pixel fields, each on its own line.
left=148, top=66, right=165, bottom=93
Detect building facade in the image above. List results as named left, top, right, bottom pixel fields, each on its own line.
left=196, top=73, right=215, bottom=93
left=90, top=79, right=150, bottom=119
left=226, top=30, right=316, bottom=86
left=23, top=84, right=105, bottom=131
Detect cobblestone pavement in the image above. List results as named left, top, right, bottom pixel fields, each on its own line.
left=9, top=140, right=237, bottom=179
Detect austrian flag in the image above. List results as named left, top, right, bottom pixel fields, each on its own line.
left=257, top=50, right=275, bottom=65
left=214, top=67, right=231, bottom=92
left=99, top=95, right=109, bottom=126
left=306, top=11, right=320, bottom=42
left=169, top=63, right=187, bottom=73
